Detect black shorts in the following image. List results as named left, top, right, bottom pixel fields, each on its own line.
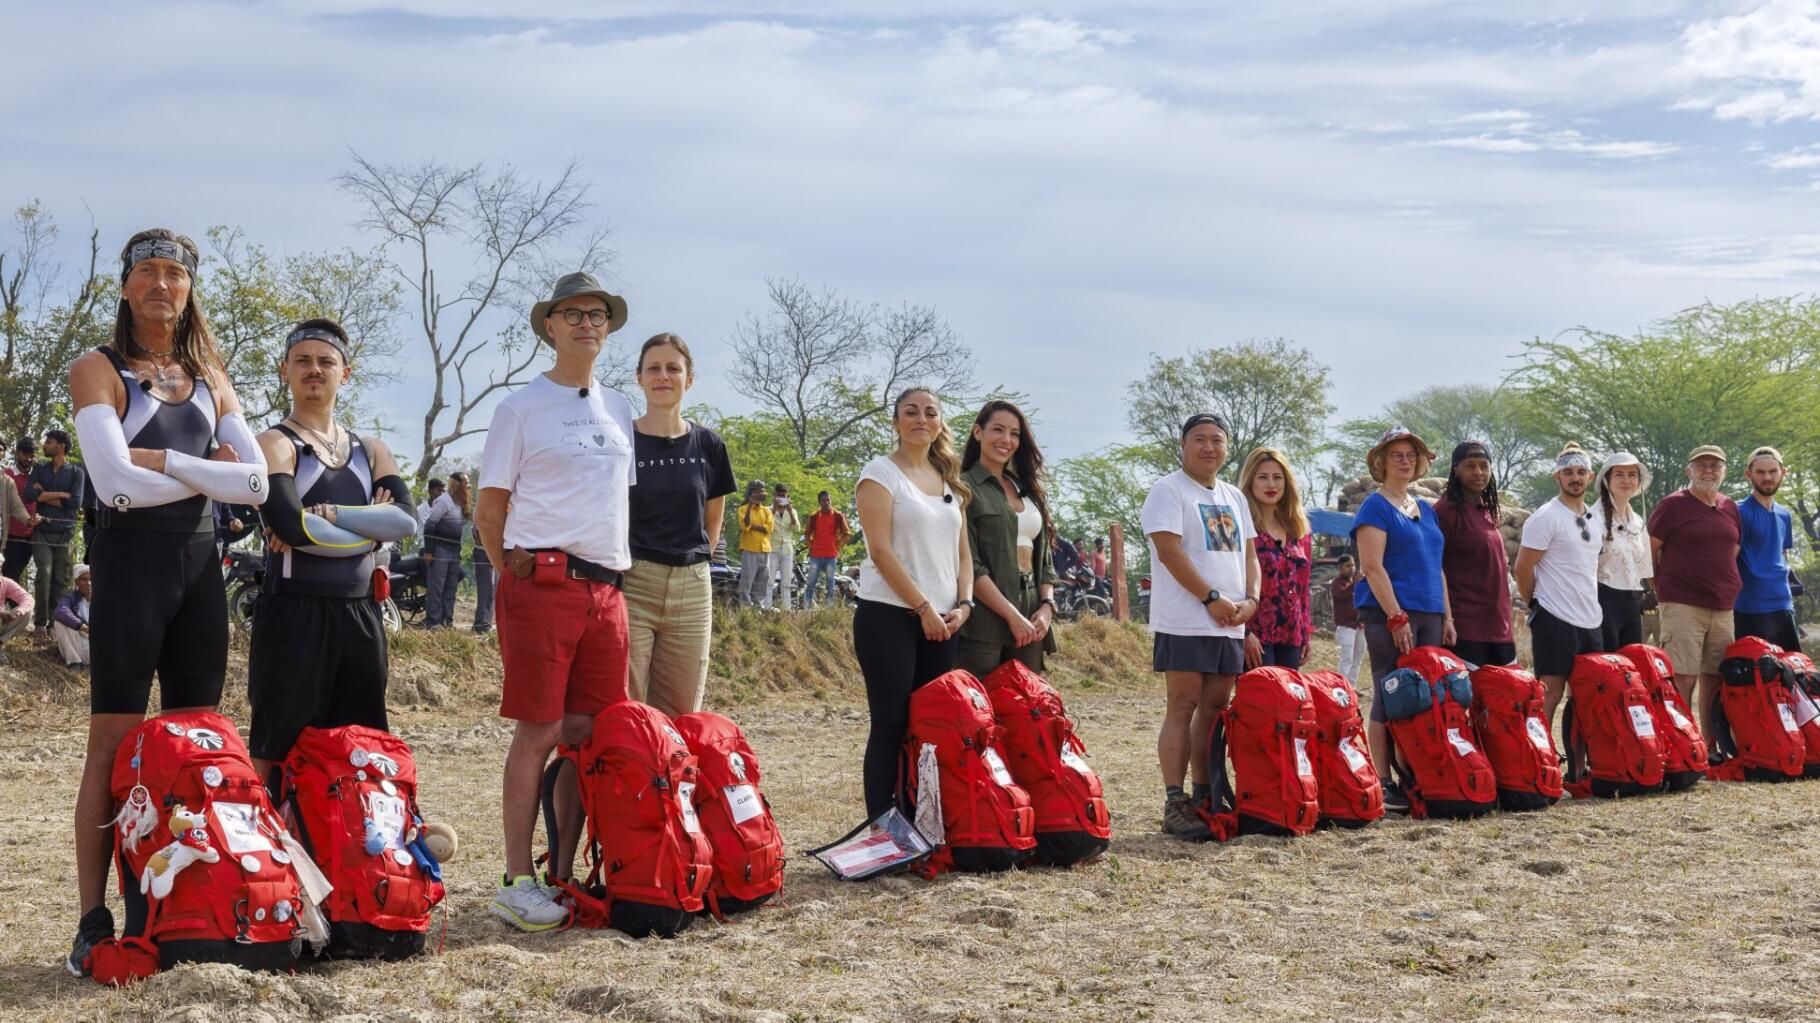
left=1529, top=601, right=1602, bottom=677
left=247, top=591, right=389, bottom=761
left=1733, top=609, right=1802, bottom=652
left=89, top=529, right=226, bottom=715
left=1448, top=640, right=1518, bottom=669
left=1152, top=633, right=1243, bottom=674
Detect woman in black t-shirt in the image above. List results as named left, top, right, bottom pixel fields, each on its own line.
left=625, top=333, right=737, bottom=716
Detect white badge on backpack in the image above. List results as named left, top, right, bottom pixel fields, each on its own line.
left=1526, top=717, right=1553, bottom=753
left=981, top=748, right=1014, bottom=787
left=723, top=783, right=765, bottom=825
left=1445, top=728, right=1477, bottom=757
left=1293, top=737, right=1314, bottom=779
left=1627, top=705, right=1657, bottom=739
left=1793, top=692, right=1820, bottom=728
left=1058, top=744, right=1093, bottom=778
left=366, top=792, right=408, bottom=850
left=1778, top=703, right=1800, bottom=734
left=676, top=782, right=703, bottom=834
left=1340, top=736, right=1369, bottom=772
left=1666, top=702, right=1694, bottom=731
left=212, top=802, right=276, bottom=855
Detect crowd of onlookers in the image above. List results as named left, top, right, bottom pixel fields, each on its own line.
left=1, top=433, right=92, bottom=668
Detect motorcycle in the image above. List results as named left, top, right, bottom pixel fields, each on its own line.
left=1053, top=566, right=1112, bottom=620
left=387, top=546, right=428, bottom=627
left=223, top=548, right=264, bottom=631
left=710, top=556, right=856, bottom=609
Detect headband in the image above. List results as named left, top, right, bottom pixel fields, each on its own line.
left=121, top=238, right=197, bottom=282
left=1555, top=449, right=1592, bottom=472
left=1181, top=412, right=1230, bottom=439
left=285, top=325, right=350, bottom=360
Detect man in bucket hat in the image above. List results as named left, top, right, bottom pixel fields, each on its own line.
left=1649, top=444, right=1742, bottom=739
left=474, top=271, right=635, bottom=930
left=1734, top=446, right=1801, bottom=652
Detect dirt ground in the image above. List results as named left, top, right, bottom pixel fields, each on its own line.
left=3, top=627, right=1820, bottom=1023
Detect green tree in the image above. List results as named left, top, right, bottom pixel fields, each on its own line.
left=1051, top=443, right=1157, bottom=576
left=1506, top=298, right=1820, bottom=515
left=1125, top=338, right=1333, bottom=479
left=1337, top=383, right=1549, bottom=489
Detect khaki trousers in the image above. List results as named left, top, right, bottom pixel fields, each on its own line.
left=623, top=559, right=713, bottom=717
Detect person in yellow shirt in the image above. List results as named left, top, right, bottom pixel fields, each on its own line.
left=737, top=480, right=776, bottom=608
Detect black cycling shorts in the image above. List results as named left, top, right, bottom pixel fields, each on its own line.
left=89, top=529, right=227, bottom=715
left=247, top=591, right=389, bottom=761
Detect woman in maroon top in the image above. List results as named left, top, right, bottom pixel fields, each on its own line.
left=1240, top=448, right=1312, bottom=668
left=1433, top=441, right=1516, bottom=667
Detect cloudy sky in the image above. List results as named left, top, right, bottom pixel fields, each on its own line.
left=5, top=1, right=1820, bottom=467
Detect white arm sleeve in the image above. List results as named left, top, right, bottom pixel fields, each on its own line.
left=74, top=404, right=200, bottom=510
left=163, top=412, right=270, bottom=506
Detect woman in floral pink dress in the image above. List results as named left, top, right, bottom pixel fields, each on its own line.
left=1239, top=448, right=1313, bottom=669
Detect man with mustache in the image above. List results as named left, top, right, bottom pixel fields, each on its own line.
left=1650, top=445, right=1743, bottom=739
left=1513, top=443, right=1605, bottom=752
left=1732, top=446, right=1800, bottom=652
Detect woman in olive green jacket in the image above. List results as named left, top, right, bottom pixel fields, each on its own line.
left=957, top=400, right=1058, bottom=676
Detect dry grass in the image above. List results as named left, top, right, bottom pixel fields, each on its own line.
left=3, top=619, right=1820, bottom=1022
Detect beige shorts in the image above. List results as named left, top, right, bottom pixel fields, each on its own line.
left=622, top=559, right=713, bottom=718
left=1658, top=601, right=1734, bottom=676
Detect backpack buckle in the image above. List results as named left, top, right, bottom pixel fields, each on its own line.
left=233, top=899, right=253, bottom=944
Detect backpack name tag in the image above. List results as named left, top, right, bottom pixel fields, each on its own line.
left=724, top=783, right=765, bottom=825
left=1058, top=745, right=1094, bottom=778
left=1339, top=737, right=1369, bottom=773
left=981, top=748, right=1014, bottom=787
left=676, top=782, right=703, bottom=834
left=1293, top=737, right=1314, bottom=779
left=365, top=792, right=408, bottom=850
left=1445, top=728, right=1477, bottom=758
left=1793, top=694, right=1820, bottom=729
left=1666, top=702, right=1694, bottom=730
left=211, top=802, right=275, bottom=855
left=1526, top=717, right=1553, bottom=753
left=1627, top=705, right=1657, bottom=739
left=1778, top=703, right=1800, bottom=734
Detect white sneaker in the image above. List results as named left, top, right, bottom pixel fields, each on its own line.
left=492, top=874, right=567, bottom=931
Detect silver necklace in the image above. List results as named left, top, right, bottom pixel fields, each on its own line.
left=288, top=418, right=349, bottom=469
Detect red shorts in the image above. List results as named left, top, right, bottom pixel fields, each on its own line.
left=497, top=570, right=629, bottom=723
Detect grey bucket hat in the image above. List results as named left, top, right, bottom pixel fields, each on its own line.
left=530, top=272, right=628, bottom=344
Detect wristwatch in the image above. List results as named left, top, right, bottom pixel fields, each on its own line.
left=1201, top=589, right=1222, bottom=606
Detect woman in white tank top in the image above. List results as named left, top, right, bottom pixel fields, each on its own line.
left=851, top=388, right=974, bottom=817
left=955, top=400, right=1058, bottom=677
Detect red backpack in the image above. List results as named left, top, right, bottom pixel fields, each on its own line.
left=1563, top=653, right=1666, bottom=797
left=1616, top=644, right=1709, bottom=791
left=1777, top=651, right=1820, bottom=777
left=1383, top=647, right=1497, bottom=820
left=1303, top=670, right=1383, bottom=828
left=1468, top=664, right=1562, bottom=811
left=901, top=670, right=1036, bottom=874
left=980, top=661, right=1111, bottom=866
left=282, top=726, right=445, bottom=959
left=672, top=712, right=785, bottom=916
left=547, top=701, right=715, bottom=937
left=1197, top=667, right=1321, bottom=841
left=1713, top=637, right=1806, bottom=782
left=101, top=712, right=305, bottom=980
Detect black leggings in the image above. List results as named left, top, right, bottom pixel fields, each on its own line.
left=853, top=599, right=958, bottom=817
left=1597, top=585, right=1644, bottom=652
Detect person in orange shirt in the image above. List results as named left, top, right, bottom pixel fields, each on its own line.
left=803, top=490, right=849, bottom=608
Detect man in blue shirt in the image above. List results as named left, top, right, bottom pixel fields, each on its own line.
left=1735, top=446, right=1801, bottom=651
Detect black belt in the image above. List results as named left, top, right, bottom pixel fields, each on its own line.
left=532, top=548, right=623, bottom=587
left=92, top=505, right=213, bottom=535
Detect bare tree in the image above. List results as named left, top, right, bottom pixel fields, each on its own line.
left=0, top=202, right=108, bottom=438
left=728, top=278, right=974, bottom=463
left=338, top=152, right=611, bottom=481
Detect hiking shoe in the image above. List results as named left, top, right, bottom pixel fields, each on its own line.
left=492, top=874, right=566, bottom=931
left=1161, top=795, right=1212, bottom=840
left=1382, top=783, right=1411, bottom=815
left=67, top=906, right=115, bottom=977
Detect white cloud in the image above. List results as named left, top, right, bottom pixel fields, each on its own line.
left=1676, top=0, right=1820, bottom=122
left=1766, top=145, right=1820, bottom=170
left=993, top=15, right=1132, bottom=56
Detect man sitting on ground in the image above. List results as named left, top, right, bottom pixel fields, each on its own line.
left=0, top=571, right=33, bottom=663
left=53, top=564, right=90, bottom=669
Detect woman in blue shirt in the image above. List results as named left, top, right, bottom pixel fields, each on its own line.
left=1353, top=427, right=1451, bottom=813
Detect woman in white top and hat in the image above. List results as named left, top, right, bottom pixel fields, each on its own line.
left=1595, top=451, right=1654, bottom=652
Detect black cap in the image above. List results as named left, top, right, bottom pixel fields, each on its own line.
left=15, top=437, right=36, bottom=453
left=1180, top=412, right=1230, bottom=439
left=1451, top=440, right=1491, bottom=469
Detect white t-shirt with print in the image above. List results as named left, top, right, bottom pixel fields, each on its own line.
left=855, top=456, right=963, bottom=613
left=1140, top=470, right=1255, bottom=638
left=1520, top=496, right=1603, bottom=629
left=478, top=374, right=637, bottom=570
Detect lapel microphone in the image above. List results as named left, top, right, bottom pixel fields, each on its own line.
left=140, top=379, right=153, bottom=393
left=579, top=387, right=589, bottom=398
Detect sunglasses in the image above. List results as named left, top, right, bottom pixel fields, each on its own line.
left=1577, top=509, right=1594, bottom=542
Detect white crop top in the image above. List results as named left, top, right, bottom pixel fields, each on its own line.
left=1015, top=501, right=1043, bottom=550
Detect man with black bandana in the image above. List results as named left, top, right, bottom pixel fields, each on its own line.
left=66, top=228, right=269, bottom=975
left=248, top=318, right=417, bottom=783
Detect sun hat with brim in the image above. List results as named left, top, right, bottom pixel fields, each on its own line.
left=1686, top=444, right=1727, bottom=465
left=530, top=272, right=628, bottom=345
left=1597, top=451, right=1652, bottom=493
left=1366, top=426, right=1437, bottom=483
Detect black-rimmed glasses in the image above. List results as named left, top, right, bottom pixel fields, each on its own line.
left=552, top=308, right=611, bottom=326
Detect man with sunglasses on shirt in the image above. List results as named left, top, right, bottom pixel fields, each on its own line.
left=1513, top=442, right=1604, bottom=752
